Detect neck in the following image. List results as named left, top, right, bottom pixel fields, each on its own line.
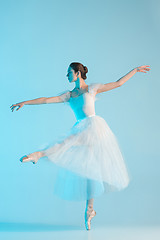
left=75, top=78, right=87, bottom=89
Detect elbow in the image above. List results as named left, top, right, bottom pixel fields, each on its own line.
left=44, top=97, right=48, bottom=104
left=118, top=81, right=123, bottom=87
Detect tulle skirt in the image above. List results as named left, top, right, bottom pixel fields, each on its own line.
left=43, top=115, right=131, bottom=201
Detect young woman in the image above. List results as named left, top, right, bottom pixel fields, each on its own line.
left=10, top=62, right=150, bottom=230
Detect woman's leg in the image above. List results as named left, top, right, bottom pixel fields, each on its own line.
left=28, top=150, right=46, bottom=159
left=20, top=150, right=46, bottom=163
left=86, top=198, right=94, bottom=210
left=86, top=178, right=95, bottom=208
left=39, top=151, right=46, bottom=158
left=85, top=178, right=96, bottom=211
left=85, top=179, right=97, bottom=230
left=85, top=198, right=96, bottom=230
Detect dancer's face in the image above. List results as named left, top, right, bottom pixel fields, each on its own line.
left=66, top=66, right=80, bottom=83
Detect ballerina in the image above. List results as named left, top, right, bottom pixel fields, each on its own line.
left=10, top=62, right=150, bottom=230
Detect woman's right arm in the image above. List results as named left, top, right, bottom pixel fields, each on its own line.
left=23, top=97, right=47, bottom=105
left=10, top=97, right=47, bottom=112
left=10, top=93, right=69, bottom=112
left=23, top=95, right=63, bottom=105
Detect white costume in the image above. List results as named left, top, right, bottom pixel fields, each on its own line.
left=43, top=83, right=130, bottom=201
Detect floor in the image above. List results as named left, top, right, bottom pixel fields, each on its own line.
left=0, top=223, right=160, bottom=240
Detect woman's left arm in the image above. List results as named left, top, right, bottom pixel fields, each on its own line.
left=97, top=65, right=151, bottom=94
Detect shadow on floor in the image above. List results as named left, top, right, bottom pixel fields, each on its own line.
left=0, top=222, right=83, bottom=232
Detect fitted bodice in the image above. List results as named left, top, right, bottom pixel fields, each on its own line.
left=59, top=83, right=104, bottom=121
left=69, top=91, right=96, bottom=121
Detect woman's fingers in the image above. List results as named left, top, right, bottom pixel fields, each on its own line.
left=10, top=104, right=17, bottom=108
left=137, top=65, right=151, bottom=72
left=138, top=65, right=150, bottom=69
left=16, top=106, right=21, bottom=111
left=10, top=104, right=19, bottom=112
left=11, top=106, right=16, bottom=112
left=10, top=103, right=24, bottom=112
left=10, top=105, right=14, bottom=111
left=144, top=66, right=150, bottom=70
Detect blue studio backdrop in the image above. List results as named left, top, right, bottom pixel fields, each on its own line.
left=0, top=0, right=159, bottom=229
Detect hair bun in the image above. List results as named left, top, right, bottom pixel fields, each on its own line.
left=83, top=65, right=88, bottom=73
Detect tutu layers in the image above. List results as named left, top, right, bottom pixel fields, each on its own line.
left=43, top=115, right=130, bottom=201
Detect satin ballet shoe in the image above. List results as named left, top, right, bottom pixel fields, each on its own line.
left=20, top=151, right=41, bottom=164
left=85, top=207, right=96, bottom=230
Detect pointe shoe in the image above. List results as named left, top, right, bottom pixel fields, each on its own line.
left=20, top=151, right=41, bottom=164
left=85, top=207, right=96, bottom=230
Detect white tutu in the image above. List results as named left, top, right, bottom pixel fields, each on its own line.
left=42, top=83, right=131, bottom=201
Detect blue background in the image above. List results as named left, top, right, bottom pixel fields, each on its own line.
left=1, top=0, right=159, bottom=230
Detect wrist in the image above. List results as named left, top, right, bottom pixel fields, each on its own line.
left=133, top=67, right=138, bottom=73
left=22, top=101, right=27, bottom=105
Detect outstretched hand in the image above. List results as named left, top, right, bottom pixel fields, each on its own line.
left=135, top=65, right=151, bottom=73
left=10, top=102, right=24, bottom=112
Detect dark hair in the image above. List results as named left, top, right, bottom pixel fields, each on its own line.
left=69, top=62, right=88, bottom=80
